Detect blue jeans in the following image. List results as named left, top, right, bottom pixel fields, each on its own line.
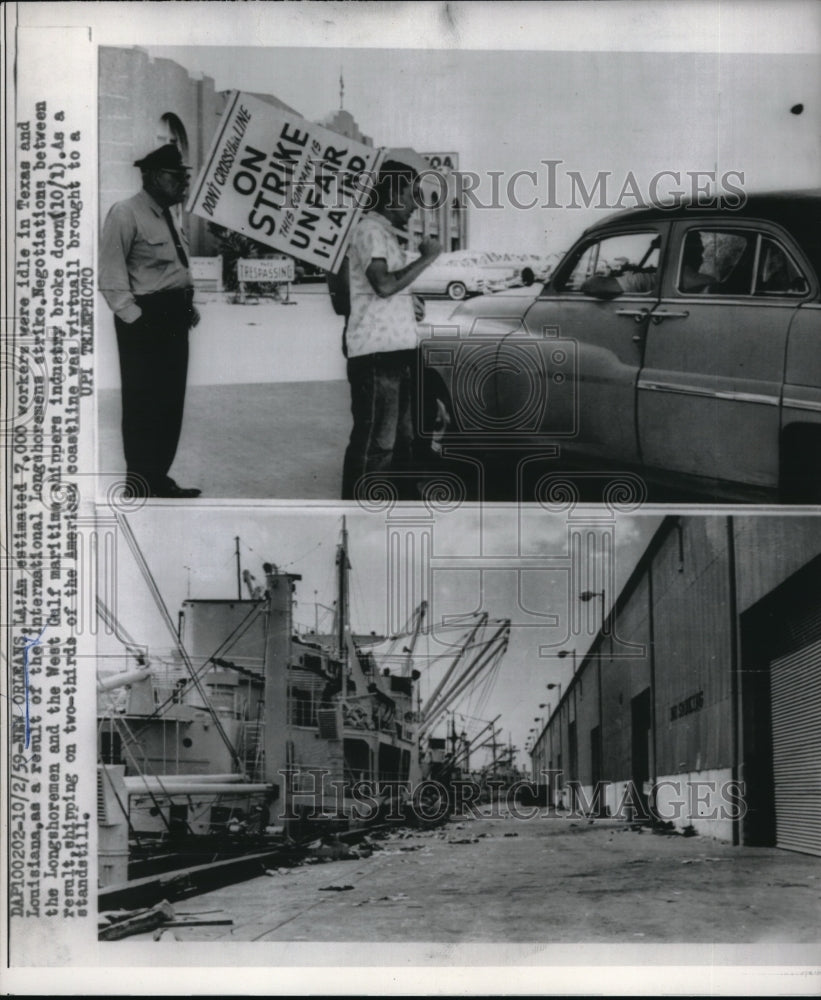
left=342, top=349, right=416, bottom=500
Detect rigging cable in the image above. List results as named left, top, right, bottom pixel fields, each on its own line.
left=116, top=513, right=244, bottom=772
left=101, top=595, right=266, bottom=738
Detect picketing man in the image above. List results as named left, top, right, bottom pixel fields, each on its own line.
left=340, top=159, right=442, bottom=500
left=99, top=143, right=202, bottom=499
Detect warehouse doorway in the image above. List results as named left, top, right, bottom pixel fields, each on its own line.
left=590, top=725, right=605, bottom=817
left=741, top=555, right=821, bottom=855
left=631, top=688, right=652, bottom=820
left=770, top=638, right=821, bottom=855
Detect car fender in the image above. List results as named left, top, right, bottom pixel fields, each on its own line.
left=419, top=306, right=529, bottom=400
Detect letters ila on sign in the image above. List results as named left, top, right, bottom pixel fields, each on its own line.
left=187, top=91, right=384, bottom=274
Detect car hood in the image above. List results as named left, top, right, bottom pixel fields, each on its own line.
left=449, top=284, right=544, bottom=319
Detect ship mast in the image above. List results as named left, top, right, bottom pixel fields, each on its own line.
left=402, top=600, right=427, bottom=677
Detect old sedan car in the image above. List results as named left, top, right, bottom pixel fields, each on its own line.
left=420, top=190, right=821, bottom=502
left=410, top=252, right=521, bottom=300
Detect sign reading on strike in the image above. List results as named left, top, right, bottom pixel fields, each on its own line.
left=187, top=91, right=384, bottom=273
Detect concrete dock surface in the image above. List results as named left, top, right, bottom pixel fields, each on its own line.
left=129, top=811, right=821, bottom=944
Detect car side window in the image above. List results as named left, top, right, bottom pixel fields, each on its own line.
left=556, top=232, right=661, bottom=293
left=679, top=230, right=753, bottom=294
left=755, top=237, right=809, bottom=296
left=678, top=229, right=809, bottom=297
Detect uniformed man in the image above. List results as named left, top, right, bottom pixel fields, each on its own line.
left=99, top=143, right=202, bottom=499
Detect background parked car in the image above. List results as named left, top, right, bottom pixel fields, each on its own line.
left=410, top=252, right=520, bottom=300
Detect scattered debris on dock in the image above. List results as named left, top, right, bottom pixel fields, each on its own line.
left=98, top=899, right=233, bottom=941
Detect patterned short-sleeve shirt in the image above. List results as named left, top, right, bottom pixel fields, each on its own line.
left=346, top=213, right=418, bottom=359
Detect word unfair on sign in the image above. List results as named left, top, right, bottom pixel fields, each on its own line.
left=187, top=91, right=384, bottom=273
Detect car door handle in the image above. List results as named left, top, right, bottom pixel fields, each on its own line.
left=651, top=310, right=690, bottom=324
left=615, top=308, right=650, bottom=323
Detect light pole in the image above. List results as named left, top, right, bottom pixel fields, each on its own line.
left=580, top=589, right=605, bottom=634
left=557, top=648, right=577, bottom=674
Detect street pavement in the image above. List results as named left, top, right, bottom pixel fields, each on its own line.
left=98, top=379, right=351, bottom=499
left=96, top=289, right=459, bottom=500
left=96, top=289, right=771, bottom=502
left=138, top=811, right=821, bottom=945
left=96, top=287, right=460, bottom=390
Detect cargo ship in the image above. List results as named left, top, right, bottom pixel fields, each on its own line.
left=97, top=517, right=510, bottom=887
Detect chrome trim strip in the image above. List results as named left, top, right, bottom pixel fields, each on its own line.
left=637, top=380, right=779, bottom=406
left=782, top=397, right=821, bottom=414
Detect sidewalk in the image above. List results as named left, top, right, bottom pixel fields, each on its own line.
left=96, top=292, right=460, bottom=500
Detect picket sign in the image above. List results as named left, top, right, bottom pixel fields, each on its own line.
left=186, top=90, right=384, bottom=274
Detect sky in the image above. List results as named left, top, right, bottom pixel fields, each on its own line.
left=16, top=0, right=819, bottom=252
left=147, top=38, right=820, bottom=254
left=98, top=506, right=662, bottom=768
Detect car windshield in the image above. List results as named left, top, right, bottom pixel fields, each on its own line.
left=557, top=232, right=661, bottom=292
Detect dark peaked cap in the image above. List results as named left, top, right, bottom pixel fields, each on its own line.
left=134, top=144, right=191, bottom=172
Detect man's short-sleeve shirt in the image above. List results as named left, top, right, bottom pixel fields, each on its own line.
left=99, top=189, right=193, bottom=323
left=346, top=213, right=418, bottom=359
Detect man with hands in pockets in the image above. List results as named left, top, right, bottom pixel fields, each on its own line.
left=99, top=143, right=202, bottom=500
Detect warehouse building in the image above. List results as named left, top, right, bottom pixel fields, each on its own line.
left=98, top=46, right=302, bottom=257
left=530, top=516, right=821, bottom=856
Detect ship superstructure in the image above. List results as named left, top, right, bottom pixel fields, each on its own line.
left=97, top=518, right=511, bottom=887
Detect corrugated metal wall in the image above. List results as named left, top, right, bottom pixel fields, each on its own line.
left=600, top=575, right=651, bottom=783
left=541, top=519, right=734, bottom=789
left=556, top=695, right=574, bottom=785
left=534, top=517, right=821, bottom=846
left=652, top=520, right=733, bottom=777
left=574, top=658, right=599, bottom=786
left=734, top=517, right=821, bottom=614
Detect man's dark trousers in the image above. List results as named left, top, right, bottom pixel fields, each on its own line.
left=342, top=348, right=416, bottom=500
left=115, top=289, right=192, bottom=496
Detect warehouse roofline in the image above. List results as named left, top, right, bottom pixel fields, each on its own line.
left=538, top=514, right=684, bottom=739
